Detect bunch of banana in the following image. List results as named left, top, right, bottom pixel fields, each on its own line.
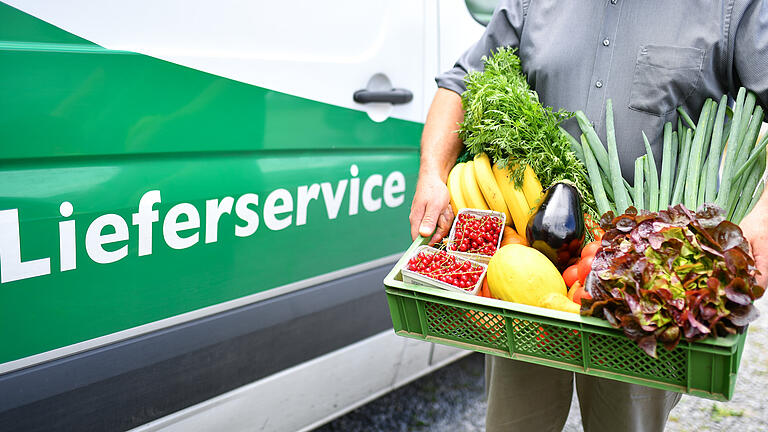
left=446, top=152, right=544, bottom=235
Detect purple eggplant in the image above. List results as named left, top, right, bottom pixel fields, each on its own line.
left=525, top=182, right=585, bottom=271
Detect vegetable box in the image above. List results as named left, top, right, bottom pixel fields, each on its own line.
left=384, top=237, right=748, bottom=401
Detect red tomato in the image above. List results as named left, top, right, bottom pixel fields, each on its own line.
left=577, top=255, right=594, bottom=284
left=581, top=240, right=601, bottom=259
left=562, top=264, right=579, bottom=288
left=572, top=284, right=593, bottom=305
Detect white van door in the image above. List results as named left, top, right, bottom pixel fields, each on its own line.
left=6, top=0, right=432, bottom=123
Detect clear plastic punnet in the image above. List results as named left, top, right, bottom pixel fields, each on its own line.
left=446, top=208, right=506, bottom=264
left=400, top=245, right=487, bottom=296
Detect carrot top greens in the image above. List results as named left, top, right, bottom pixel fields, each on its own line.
left=458, top=47, right=597, bottom=220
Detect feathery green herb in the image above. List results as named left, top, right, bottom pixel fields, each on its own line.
left=458, top=47, right=597, bottom=219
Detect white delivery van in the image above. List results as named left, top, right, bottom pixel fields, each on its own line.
left=0, top=1, right=492, bottom=430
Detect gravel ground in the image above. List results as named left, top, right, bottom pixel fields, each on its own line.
left=314, top=298, right=768, bottom=431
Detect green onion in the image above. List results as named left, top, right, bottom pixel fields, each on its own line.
left=579, top=132, right=614, bottom=202
left=643, top=157, right=652, bottom=208
left=697, top=155, right=708, bottom=210
left=634, top=156, right=646, bottom=210
left=623, top=179, right=633, bottom=203
left=642, top=131, right=660, bottom=211
left=700, top=100, right=718, bottom=173
left=733, top=145, right=766, bottom=222
left=684, top=99, right=712, bottom=209
left=602, top=175, right=615, bottom=201
left=669, top=130, right=679, bottom=191
left=727, top=106, right=765, bottom=215
left=705, top=95, right=729, bottom=202
left=743, top=177, right=766, bottom=221
left=581, top=135, right=612, bottom=215
left=561, top=127, right=585, bottom=165
left=727, top=183, right=743, bottom=220
left=576, top=111, right=610, bottom=175
left=672, top=128, right=693, bottom=205
left=605, top=99, right=630, bottom=213
left=677, top=106, right=697, bottom=131
left=733, top=134, right=768, bottom=180
left=716, top=88, right=747, bottom=208
left=731, top=106, right=764, bottom=183
left=722, top=117, right=732, bottom=147
left=734, top=93, right=757, bottom=149
left=658, top=122, right=673, bottom=210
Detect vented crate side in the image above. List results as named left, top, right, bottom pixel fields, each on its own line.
left=384, top=238, right=747, bottom=401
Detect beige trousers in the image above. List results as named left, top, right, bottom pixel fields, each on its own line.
left=485, top=356, right=682, bottom=432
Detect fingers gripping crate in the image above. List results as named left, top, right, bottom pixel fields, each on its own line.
left=385, top=238, right=747, bottom=401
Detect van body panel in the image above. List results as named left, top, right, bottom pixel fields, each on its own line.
left=131, top=333, right=465, bottom=432
left=0, top=264, right=394, bottom=431
left=2, top=0, right=430, bottom=123
left=0, top=3, right=419, bottom=365
left=0, top=1, right=485, bottom=429
left=1, top=151, right=417, bottom=364
left=0, top=29, right=420, bottom=159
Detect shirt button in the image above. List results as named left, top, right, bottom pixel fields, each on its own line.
left=595, top=80, right=603, bottom=88
left=611, top=0, right=617, bottom=4
left=603, top=39, right=610, bottom=47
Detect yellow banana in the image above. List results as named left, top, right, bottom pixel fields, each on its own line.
left=522, top=165, right=544, bottom=209
left=492, top=164, right=532, bottom=234
left=461, top=160, right=489, bottom=210
left=447, top=163, right=468, bottom=214
left=473, top=153, right=513, bottom=225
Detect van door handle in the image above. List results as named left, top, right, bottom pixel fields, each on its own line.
left=353, top=88, right=413, bottom=105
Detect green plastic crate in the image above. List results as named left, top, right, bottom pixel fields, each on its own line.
left=385, top=238, right=748, bottom=401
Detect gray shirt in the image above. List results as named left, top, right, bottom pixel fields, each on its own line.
left=437, top=0, right=768, bottom=179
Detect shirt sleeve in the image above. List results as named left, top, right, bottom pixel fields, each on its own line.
left=731, top=0, right=768, bottom=109
left=435, top=0, right=526, bottom=95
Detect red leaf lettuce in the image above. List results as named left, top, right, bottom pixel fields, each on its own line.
left=581, top=204, right=764, bottom=357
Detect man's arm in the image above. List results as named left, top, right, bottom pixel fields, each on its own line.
left=411, top=0, right=524, bottom=244
left=408, top=88, right=464, bottom=244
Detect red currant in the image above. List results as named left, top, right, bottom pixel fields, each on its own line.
left=449, top=213, right=502, bottom=256
left=407, top=249, right=487, bottom=292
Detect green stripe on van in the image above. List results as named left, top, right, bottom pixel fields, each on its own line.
left=0, top=3, right=421, bottom=364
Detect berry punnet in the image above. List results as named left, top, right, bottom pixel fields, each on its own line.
left=449, top=212, right=503, bottom=256
left=406, top=249, right=484, bottom=291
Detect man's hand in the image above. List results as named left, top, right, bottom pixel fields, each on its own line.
left=409, top=174, right=454, bottom=245
left=740, top=200, right=768, bottom=288
left=408, top=88, right=464, bottom=245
